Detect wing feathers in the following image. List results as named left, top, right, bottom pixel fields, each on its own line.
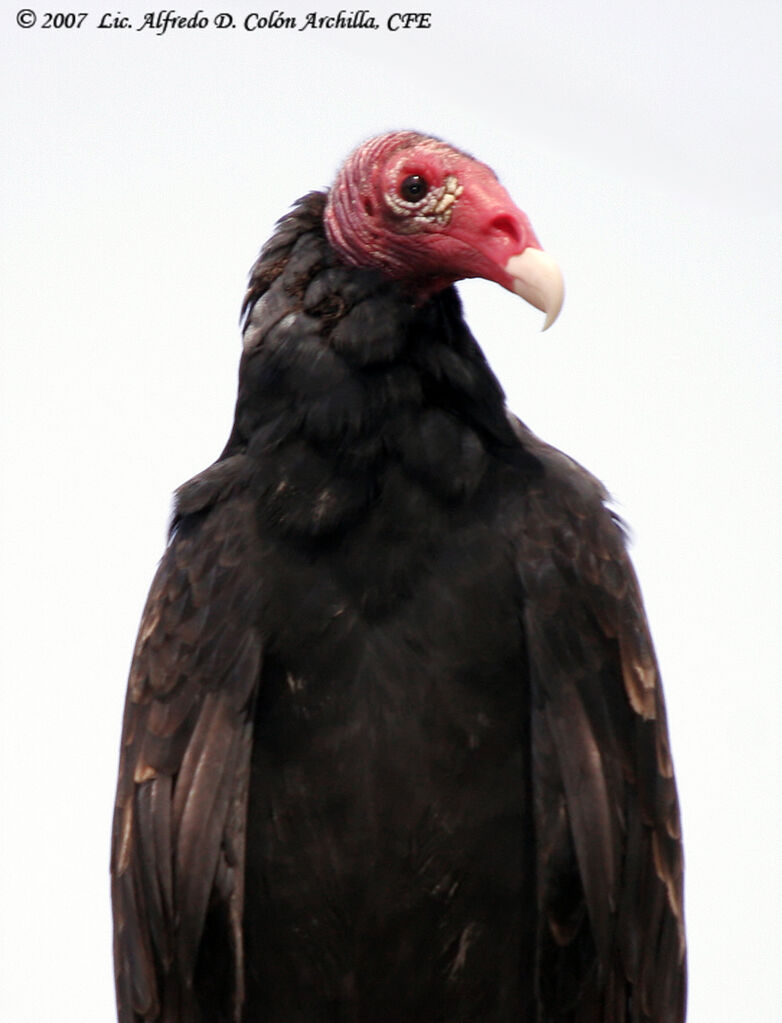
left=515, top=426, right=686, bottom=1021
left=174, top=693, right=247, bottom=980
left=542, top=683, right=619, bottom=958
left=111, top=480, right=262, bottom=1023
left=135, top=778, right=174, bottom=968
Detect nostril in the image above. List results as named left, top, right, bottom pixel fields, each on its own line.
left=489, top=214, right=521, bottom=246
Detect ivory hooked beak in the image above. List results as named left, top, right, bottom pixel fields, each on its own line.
left=504, top=248, right=564, bottom=331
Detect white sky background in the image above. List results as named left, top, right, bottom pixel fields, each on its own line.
left=1, top=2, right=780, bottom=1019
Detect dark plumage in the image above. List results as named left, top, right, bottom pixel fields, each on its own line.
left=112, top=133, right=686, bottom=1022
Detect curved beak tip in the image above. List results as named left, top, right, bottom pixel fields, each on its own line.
left=504, top=248, right=565, bottom=331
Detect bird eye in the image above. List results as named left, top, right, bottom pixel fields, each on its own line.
left=399, top=175, right=429, bottom=203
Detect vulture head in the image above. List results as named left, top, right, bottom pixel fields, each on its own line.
left=323, top=130, right=564, bottom=328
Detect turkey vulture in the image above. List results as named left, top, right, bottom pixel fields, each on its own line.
left=111, top=131, right=686, bottom=1022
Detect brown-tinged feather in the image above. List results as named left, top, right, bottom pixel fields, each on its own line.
left=513, top=414, right=686, bottom=1021
left=111, top=480, right=262, bottom=1023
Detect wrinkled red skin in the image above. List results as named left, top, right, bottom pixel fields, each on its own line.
left=324, top=131, right=542, bottom=301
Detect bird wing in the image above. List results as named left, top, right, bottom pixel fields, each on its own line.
left=512, top=420, right=686, bottom=1022
left=111, top=459, right=262, bottom=1023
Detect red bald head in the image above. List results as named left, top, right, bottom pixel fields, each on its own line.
left=323, top=131, right=563, bottom=328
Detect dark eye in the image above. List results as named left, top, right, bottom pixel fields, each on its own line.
left=399, top=175, right=429, bottom=203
